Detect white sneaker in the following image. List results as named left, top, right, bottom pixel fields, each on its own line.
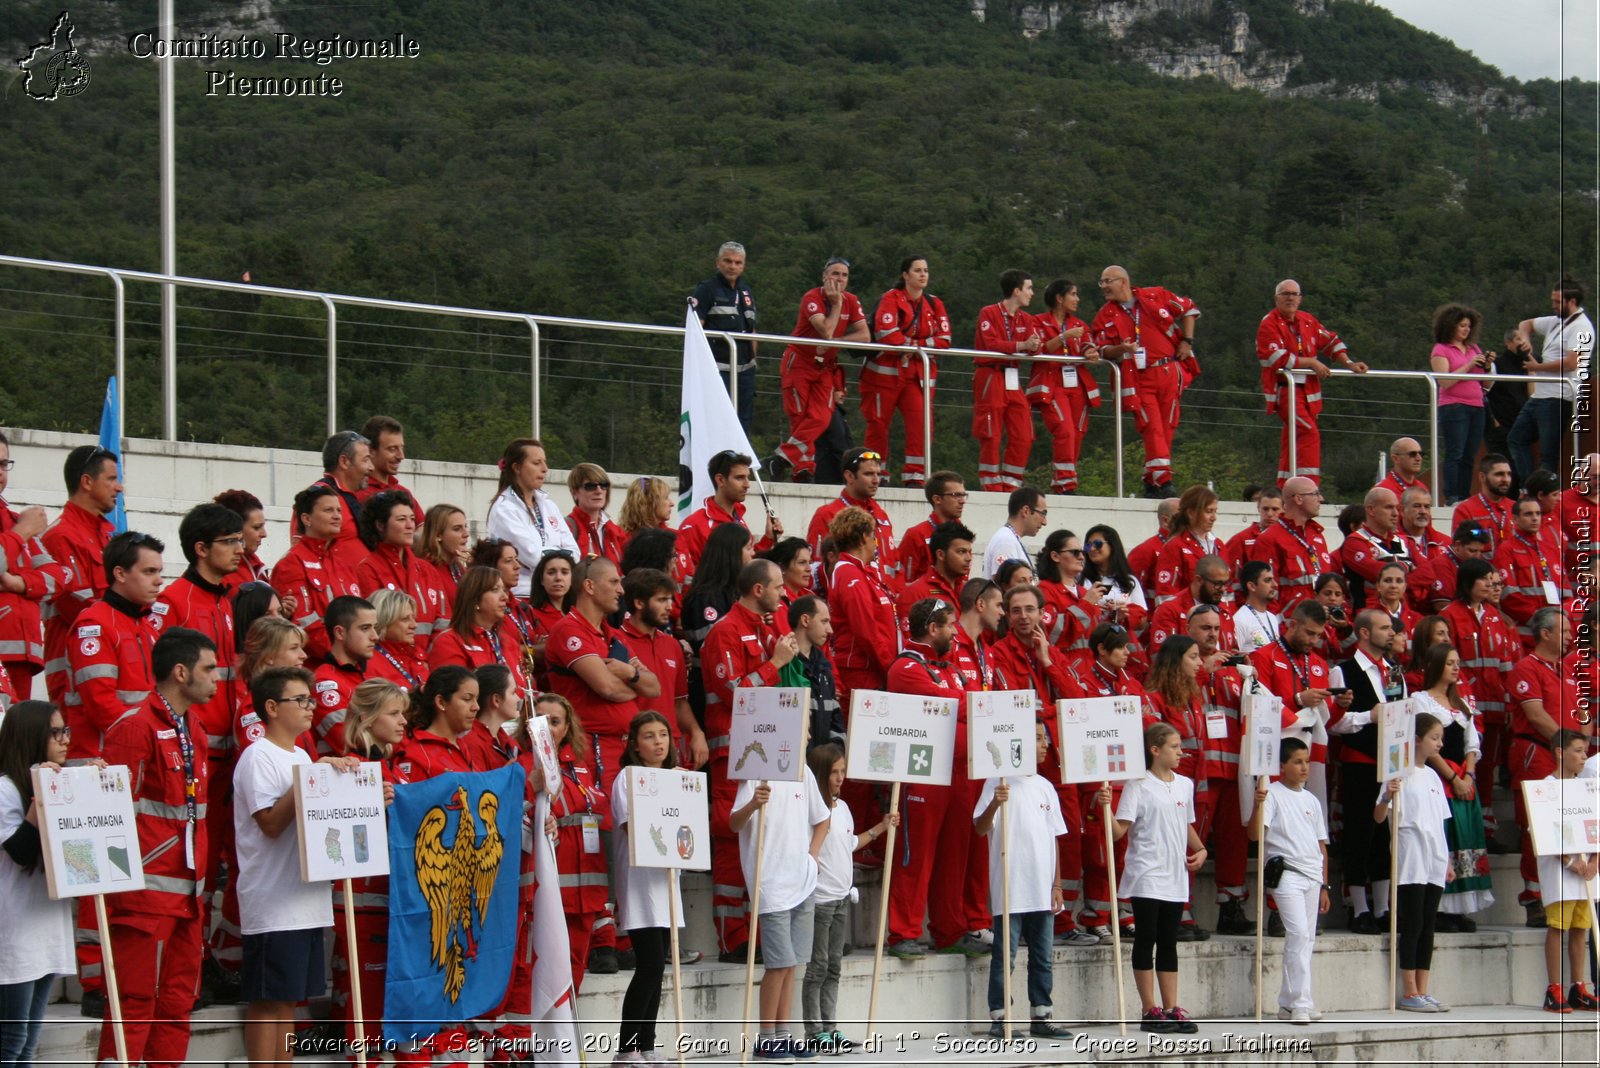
left=1278, top=1006, right=1323, bottom=1022
left=970, top=928, right=995, bottom=946
left=642, top=1050, right=668, bottom=1065
left=613, top=1052, right=646, bottom=1066
left=1290, top=1009, right=1311, bottom=1025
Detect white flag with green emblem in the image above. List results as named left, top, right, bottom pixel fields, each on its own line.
left=678, top=307, right=760, bottom=517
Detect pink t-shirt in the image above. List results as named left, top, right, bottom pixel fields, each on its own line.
left=1434, top=343, right=1486, bottom=407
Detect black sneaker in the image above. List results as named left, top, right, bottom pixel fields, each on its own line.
left=987, top=1019, right=1009, bottom=1039
left=1266, top=911, right=1286, bottom=938
left=588, top=946, right=620, bottom=974
left=1164, top=1006, right=1199, bottom=1034
left=764, top=453, right=793, bottom=481
left=1215, top=900, right=1255, bottom=936
left=1030, top=1019, right=1072, bottom=1038
left=1175, top=923, right=1209, bottom=942
left=1454, top=916, right=1477, bottom=933
left=1348, top=911, right=1381, bottom=935
left=617, top=948, right=637, bottom=970
left=80, top=989, right=106, bottom=1019
left=1525, top=901, right=1548, bottom=929
left=717, top=942, right=764, bottom=965
left=201, top=957, right=243, bottom=1005
left=1139, top=1007, right=1177, bottom=1034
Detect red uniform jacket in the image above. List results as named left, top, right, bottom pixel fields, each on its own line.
left=1247, top=517, right=1332, bottom=613
left=457, top=719, right=519, bottom=769
left=1256, top=309, right=1346, bottom=415
left=1127, top=532, right=1168, bottom=600
left=1028, top=312, right=1101, bottom=409
left=312, top=656, right=369, bottom=757
left=1452, top=494, right=1513, bottom=554
left=826, top=555, right=898, bottom=677
left=368, top=640, right=429, bottom=691
left=1154, top=530, right=1222, bottom=604
left=1341, top=526, right=1414, bottom=610
left=271, top=536, right=363, bottom=662
left=1407, top=548, right=1469, bottom=614
left=66, top=593, right=167, bottom=761
left=1088, top=286, right=1200, bottom=406
left=550, top=751, right=611, bottom=913
left=566, top=509, right=627, bottom=568
left=988, top=631, right=1076, bottom=717
left=390, top=728, right=481, bottom=783
left=1248, top=639, right=1329, bottom=741
left=897, top=571, right=964, bottom=644
left=1440, top=601, right=1518, bottom=724
left=973, top=303, right=1041, bottom=368
left=807, top=493, right=898, bottom=590
left=886, top=642, right=967, bottom=771
left=39, top=501, right=114, bottom=702
left=699, top=601, right=784, bottom=761
left=357, top=544, right=450, bottom=655
left=1402, top=526, right=1450, bottom=564
left=898, top=513, right=942, bottom=587
left=1557, top=487, right=1596, bottom=578
left=103, top=693, right=209, bottom=918
left=869, top=289, right=951, bottom=387
left=358, top=474, right=424, bottom=526
left=1375, top=471, right=1426, bottom=502
left=157, top=570, right=239, bottom=761
left=675, top=497, right=772, bottom=584
left=1146, top=690, right=1208, bottom=787
left=1197, top=665, right=1245, bottom=780
left=1038, top=579, right=1101, bottom=668
left=1148, top=591, right=1236, bottom=653
left=1494, top=533, right=1568, bottom=647
left=0, top=497, right=72, bottom=669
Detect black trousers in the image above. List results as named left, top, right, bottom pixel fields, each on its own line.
left=1131, top=897, right=1183, bottom=972
left=620, top=927, right=668, bottom=1052
left=1396, top=883, right=1443, bottom=971
left=1338, top=760, right=1391, bottom=888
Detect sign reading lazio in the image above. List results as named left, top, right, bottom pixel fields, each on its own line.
left=294, top=761, right=389, bottom=882
left=626, top=766, right=711, bottom=871
left=1520, top=777, right=1600, bottom=856
left=967, top=690, right=1037, bottom=779
left=1377, top=700, right=1415, bottom=784
left=728, top=687, right=810, bottom=783
left=845, top=689, right=959, bottom=786
left=1056, top=695, right=1144, bottom=785
left=32, top=764, right=144, bottom=900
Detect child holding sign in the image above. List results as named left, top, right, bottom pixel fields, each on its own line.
left=1374, top=712, right=1451, bottom=1013
left=611, top=711, right=683, bottom=1065
left=1099, top=723, right=1206, bottom=1035
left=731, top=745, right=830, bottom=1060
left=1248, top=737, right=1330, bottom=1024
left=0, top=702, right=75, bottom=1066
left=973, top=721, right=1072, bottom=1040
left=1536, top=730, right=1600, bottom=1013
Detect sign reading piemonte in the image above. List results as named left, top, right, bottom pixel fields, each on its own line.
left=1520, top=777, right=1600, bottom=857
left=294, top=762, right=390, bottom=882
left=845, top=689, right=960, bottom=786
left=32, top=764, right=145, bottom=900
left=1377, top=700, right=1415, bottom=784
left=728, top=687, right=810, bottom=783
left=627, top=766, right=711, bottom=871
left=1056, top=695, right=1145, bottom=785
left=968, top=689, right=1038, bottom=779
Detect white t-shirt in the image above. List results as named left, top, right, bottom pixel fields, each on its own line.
left=1392, top=764, right=1451, bottom=888
left=233, top=740, right=333, bottom=934
left=1534, top=774, right=1598, bottom=905
left=1262, top=781, right=1327, bottom=878
left=734, top=767, right=829, bottom=914
left=974, top=775, right=1066, bottom=915
left=1581, top=754, right=1598, bottom=779
left=1115, top=772, right=1195, bottom=902
left=1412, top=691, right=1481, bottom=756
left=814, top=800, right=858, bottom=905
left=1232, top=604, right=1281, bottom=653
left=982, top=524, right=1032, bottom=580
left=1529, top=310, right=1594, bottom=401
left=0, top=776, right=74, bottom=984
left=609, top=772, right=680, bottom=932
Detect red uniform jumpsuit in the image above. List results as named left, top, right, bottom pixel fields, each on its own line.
left=357, top=543, right=451, bottom=656
left=1146, top=687, right=1212, bottom=925
left=549, top=747, right=611, bottom=993
left=290, top=476, right=367, bottom=573
left=1506, top=653, right=1591, bottom=904
left=1247, top=517, right=1333, bottom=614
left=674, top=497, right=772, bottom=585
left=972, top=302, right=1041, bottom=493
left=807, top=492, right=900, bottom=592
left=867, top=288, right=951, bottom=485
left=1065, top=660, right=1145, bottom=931
left=0, top=496, right=72, bottom=695
left=1197, top=665, right=1248, bottom=905
left=1029, top=311, right=1101, bottom=494
left=271, top=535, right=363, bottom=662
left=884, top=643, right=983, bottom=949
left=312, top=656, right=370, bottom=757
left=897, top=513, right=944, bottom=588
left=1494, top=532, right=1567, bottom=649
left=700, top=600, right=785, bottom=955
left=1256, top=309, right=1348, bottom=486
left=1088, top=287, right=1200, bottom=490
left=828, top=553, right=899, bottom=862
left=1154, top=530, right=1222, bottom=606
left=39, top=500, right=113, bottom=706
left=778, top=287, right=866, bottom=479
left=99, top=693, right=209, bottom=1068
left=566, top=509, right=627, bottom=568
left=1452, top=493, right=1514, bottom=555
left=1440, top=601, right=1518, bottom=829
left=157, top=570, right=243, bottom=976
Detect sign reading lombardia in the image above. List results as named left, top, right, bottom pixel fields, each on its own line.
left=1521, top=777, right=1600, bottom=856
left=845, top=689, right=959, bottom=787
left=627, top=767, right=711, bottom=871
left=728, top=687, right=810, bottom=783
left=32, top=764, right=144, bottom=899
left=294, top=762, right=390, bottom=882
left=968, top=689, right=1038, bottom=778
left=1056, top=695, right=1144, bottom=785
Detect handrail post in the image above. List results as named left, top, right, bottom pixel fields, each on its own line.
left=1424, top=373, right=1441, bottom=502
left=918, top=347, right=932, bottom=477
left=1109, top=360, right=1124, bottom=498
left=1283, top=369, right=1298, bottom=482
left=110, top=272, right=126, bottom=441
left=321, top=297, right=338, bottom=438
left=722, top=331, right=740, bottom=412
left=525, top=317, right=541, bottom=438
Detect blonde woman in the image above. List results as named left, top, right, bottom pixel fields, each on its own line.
left=416, top=503, right=471, bottom=606
left=565, top=463, right=626, bottom=566
left=618, top=476, right=674, bottom=537
left=231, top=616, right=307, bottom=751
left=367, top=589, right=428, bottom=692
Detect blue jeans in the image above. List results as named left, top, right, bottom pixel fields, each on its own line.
left=0, top=974, right=58, bottom=1067
left=1438, top=404, right=1485, bottom=503
left=1507, top=397, right=1569, bottom=480
left=718, top=364, right=757, bottom=436
left=987, top=911, right=1053, bottom=1013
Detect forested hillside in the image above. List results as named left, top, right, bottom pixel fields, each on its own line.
left=0, top=0, right=1593, bottom=498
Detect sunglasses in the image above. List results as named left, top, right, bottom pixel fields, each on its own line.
left=1085, top=540, right=1105, bottom=550
left=1063, top=548, right=1085, bottom=558
left=579, top=481, right=610, bottom=492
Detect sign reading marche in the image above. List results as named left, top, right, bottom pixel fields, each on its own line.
left=1056, top=696, right=1144, bottom=785
left=294, top=762, right=390, bottom=882
left=846, top=690, right=959, bottom=786
left=1521, top=777, right=1600, bottom=856
left=729, top=687, right=810, bottom=783
left=32, top=764, right=144, bottom=899
left=968, top=690, right=1038, bottom=778
left=627, top=767, right=711, bottom=871
left=1377, top=700, right=1415, bottom=784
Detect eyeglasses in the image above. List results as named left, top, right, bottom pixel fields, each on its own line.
left=1031, top=509, right=1048, bottom=519
left=0, top=460, right=14, bottom=472
left=579, top=481, right=610, bottom=492
left=50, top=725, right=73, bottom=741
left=1278, top=291, right=1302, bottom=297
left=212, top=536, right=246, bottom=547
left=936, top=491, right=969, bottom=500
left=272, top=694, right=317, bottom=709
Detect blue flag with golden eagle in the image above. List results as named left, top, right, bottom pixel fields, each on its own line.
left=383, top=765, right=525, bottom=1045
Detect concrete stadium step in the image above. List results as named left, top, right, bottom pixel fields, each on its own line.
left=35, top=926, right=1564, bottom=1066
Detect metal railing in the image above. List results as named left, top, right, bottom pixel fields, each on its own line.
left=0, top=252, right=1581, bottom=499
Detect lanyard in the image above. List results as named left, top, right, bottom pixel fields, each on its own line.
left=484, top=626, right=507, bottom=668
left=1513, top=534, right=1552, bottom=580
left=1092, top=662, right=1122, bottom=696
left=376, top=645, right=420, bottom=689
left=155, top=694, right=199, bottom=827
left=1476, top=495, right=1507, bottom=536
left=1275, top=637, right=1312, bottom=691
left=559, top=763, right=595, bottom=815
left=1245, top=606, right=1279, bottom=641
left=1276, top=518, right=1323, bottom=575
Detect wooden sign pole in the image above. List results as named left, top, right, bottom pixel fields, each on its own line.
left=865, top=781, right=903, bottom=1047
left=999, top=797, right=1011, bottom=1041
left=94, top=894, right=130, bottom=1068
left=1253, top=776, right=1267, bottom=1022
left=342, top=879, right=367, bottom=1068
left=739, top=802, right=767, bottom=1066
left=1102, top=794, right=1127, bottom=1037
left=1389, top=791, right=1400, bottom=1014
left=669, top=874, right=686, bottom=1068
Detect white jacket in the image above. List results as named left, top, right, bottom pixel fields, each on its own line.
left=486, top=486, right=581, bottom=597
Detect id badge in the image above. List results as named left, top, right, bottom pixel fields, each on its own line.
left=582, top=814, right=601, bottom=854
left=1542, top=580, right=1560, bottom=605
left=185, top=822, right=196, bottom=871
left=1133, top=346, right=1148, bottom=370
left=1063, top=366, right=1079, bottom=388
left=1205, top=711, right=1229, bottom=740
left=1004, top=368, right=1020, bottom=392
